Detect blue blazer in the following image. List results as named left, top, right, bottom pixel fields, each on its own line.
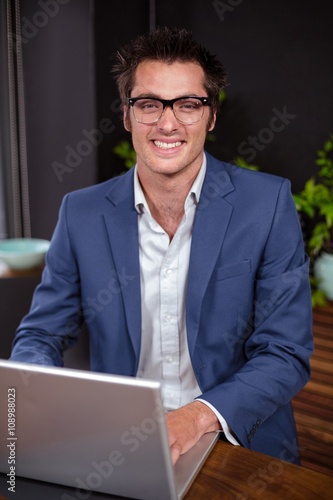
left=12, top=152, right=313, bottom=461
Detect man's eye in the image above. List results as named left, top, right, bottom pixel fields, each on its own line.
left=138, top=100, right=159, bottom=111
left=178, top=100, right=200, bottom=111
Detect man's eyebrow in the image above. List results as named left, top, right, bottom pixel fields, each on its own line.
left=131, top=93, right=203, bottom=99
left=136, top=93, right=159, bottom=98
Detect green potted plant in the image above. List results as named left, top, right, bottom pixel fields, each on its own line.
left=293, top=134, right=333, bottom=306
left=113, top=140, right=137, bottom=170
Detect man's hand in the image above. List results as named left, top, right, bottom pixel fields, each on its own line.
left=165, top=401, right=221, bottom=464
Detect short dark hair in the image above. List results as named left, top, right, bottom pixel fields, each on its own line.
left=112, top=26, right=227, bottom=114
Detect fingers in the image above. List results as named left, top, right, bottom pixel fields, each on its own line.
left=166, top=401, right=220, bottom=464
left=170, top=443, right=182, bottom=465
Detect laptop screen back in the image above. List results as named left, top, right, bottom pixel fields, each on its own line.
left=0, top=360, right=178, bottom=500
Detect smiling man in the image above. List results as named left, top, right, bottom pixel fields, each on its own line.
left=11, top=27, right=313, bottom=465
left=126, top=60, right=215, bottom=240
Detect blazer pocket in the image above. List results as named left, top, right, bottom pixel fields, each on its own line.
left=209, top=260, right=252, bottom=283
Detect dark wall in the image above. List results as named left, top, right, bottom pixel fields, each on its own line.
left=1, top=0, right=97, bottom=364
left=0, top=272, right=90, bottom=369
left=95, top=0, right=333, bottom=193
left=0, top=275, right=41, bottom=359
left=19, top=0, right=333, bottom=235
left=94, top=0, right=149, bottom=181
left=21, top=0, right=97, bottom=239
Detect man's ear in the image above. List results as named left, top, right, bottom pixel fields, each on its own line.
left=123, top=105, right=132, bottom=132
left=208, top=111, right=217, bottom=132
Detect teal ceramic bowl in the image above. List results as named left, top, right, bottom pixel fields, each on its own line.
left=0, top=238, right=50, bottom=270
left=314, top=252, right=333, bottom=300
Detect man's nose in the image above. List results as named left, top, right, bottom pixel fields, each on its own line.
left=157, top=105, right=180, bottom=131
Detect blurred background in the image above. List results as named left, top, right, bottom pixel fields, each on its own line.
left=1, top=0, right=332, bottom=239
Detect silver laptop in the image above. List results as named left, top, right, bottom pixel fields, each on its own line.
left=0, top=359, right=219, bottom=500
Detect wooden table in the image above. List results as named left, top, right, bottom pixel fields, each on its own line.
left=186, top=441, right=333, bottom=499
left=292, top=302, right=333, bottom=476
left=0, top=263, right=44, bottom=279
left=1, top=440, right=333, bottom=499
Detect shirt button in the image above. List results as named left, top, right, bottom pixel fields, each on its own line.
left=165, top=355, right=174, bottom=363
left=166, top=268, right=173, bottom=276
left=166, top=314, right=172, bottom=322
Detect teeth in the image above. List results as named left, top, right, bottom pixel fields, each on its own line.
left=154, top=141, right=182, bottom=150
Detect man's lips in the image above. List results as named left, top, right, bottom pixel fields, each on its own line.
left=152, top=140, right=183, bottom=150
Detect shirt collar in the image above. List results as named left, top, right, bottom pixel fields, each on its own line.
left=134, top=153, right=207, bottom=214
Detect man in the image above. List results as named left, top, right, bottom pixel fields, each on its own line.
left=11, top=27, right=313, bottom=465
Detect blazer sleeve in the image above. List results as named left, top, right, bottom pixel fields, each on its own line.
left=198, top=178, right=313, bottom=447
left=10, top=194, right=82, bottom=366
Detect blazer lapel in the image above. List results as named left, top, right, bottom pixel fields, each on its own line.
left=100, top=158, right=235, bottom=366
left=186, top=156, right=235, bottom=358
left=102, top=169, right=142, bottom=364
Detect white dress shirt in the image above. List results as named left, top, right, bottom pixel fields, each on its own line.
left=135, top=155, right=239, bottom=446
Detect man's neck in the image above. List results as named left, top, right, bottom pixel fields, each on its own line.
left=137, top=167, right=200, bottom=240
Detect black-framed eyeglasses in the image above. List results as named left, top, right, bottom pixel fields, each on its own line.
left=127, top=96, right=210, bottom=125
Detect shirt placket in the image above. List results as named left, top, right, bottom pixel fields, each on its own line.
left=160, top=226, right=183, bottom=409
